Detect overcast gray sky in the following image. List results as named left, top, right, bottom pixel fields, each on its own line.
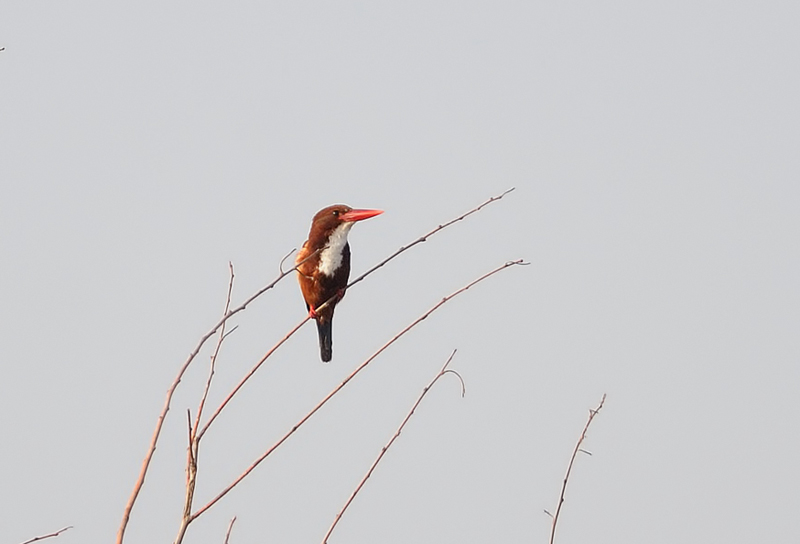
left=2, top=2, right=799, bottom=543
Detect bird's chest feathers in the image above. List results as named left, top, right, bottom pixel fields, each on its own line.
left=317, top=222, right=353, bottom=277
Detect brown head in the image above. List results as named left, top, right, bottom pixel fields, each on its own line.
left=306, top=204, right=384, bottom=249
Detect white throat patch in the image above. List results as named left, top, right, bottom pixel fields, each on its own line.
left=318, top=222, right=354, bottom=277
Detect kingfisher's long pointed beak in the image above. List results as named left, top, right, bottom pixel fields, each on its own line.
left=339, top=208, right=384, bottom=222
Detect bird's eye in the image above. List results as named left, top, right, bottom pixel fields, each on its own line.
left=332, top=210, right=339, bottom=217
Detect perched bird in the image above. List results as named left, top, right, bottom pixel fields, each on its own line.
left=296, top=204, right=383, bottom=362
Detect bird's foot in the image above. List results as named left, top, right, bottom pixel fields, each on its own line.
left=308, top=306, right=318, bottom=319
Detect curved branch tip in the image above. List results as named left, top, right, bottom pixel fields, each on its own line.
left=279, top=248, right=297, bottom=274
left=442, top=369, right=466, bottom=397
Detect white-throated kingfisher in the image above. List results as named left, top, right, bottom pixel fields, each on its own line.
left=296, top=205, right=383, bottom=362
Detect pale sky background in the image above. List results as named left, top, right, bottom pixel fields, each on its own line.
left=1, top=2, right=799, bottom=543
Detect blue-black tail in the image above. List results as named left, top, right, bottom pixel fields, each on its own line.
left=316, top=318, right=333, bottom=362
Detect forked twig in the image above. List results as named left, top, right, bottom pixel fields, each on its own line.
left=19, top=526, right=73, bottom=544
left=548, top=394, right=606, bottom=544
left=197, top=188, right=516, bottom=440
left=190, top=260, right=525, bottom=521
left=322, top=350, right=464, bottom=543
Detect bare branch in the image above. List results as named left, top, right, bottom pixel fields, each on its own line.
left=224, top=517, right=237, bottom=544
left=19, top=526, right=72, bottom=544
left=191, top=260, right=525, bottom=521
left=322, top=349, right=463, bottom=543
left=548, top=394, right=606, bottom=544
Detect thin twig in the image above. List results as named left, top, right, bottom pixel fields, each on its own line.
left=279, top=248, right=297, bottom=274
left=174, top=409, right=198, bottom=544
left=224, top=517, right=237, bottom=544
left=19, top=526, right=73, bottom=544
left=198, top=188, right=515, bottom=440
left=186, top=409, right=193, bottom=455
left=117, top=253, right=309, bottom=544
left=322, top=350, right=464, bottom=543
left=190, top=260, right=525, bottom=521
left=194, top=262, right=236, bottom=435
left=548, top=394, right=606, bottom=544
